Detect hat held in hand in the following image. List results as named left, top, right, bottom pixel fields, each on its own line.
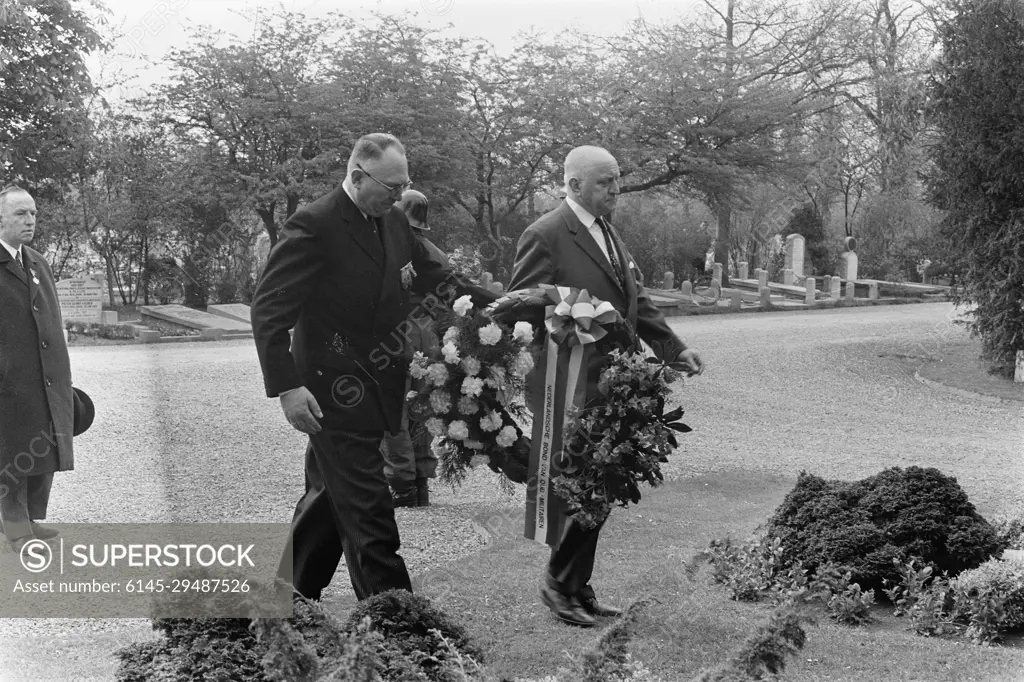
left=72, top=387, right=94, bottom=436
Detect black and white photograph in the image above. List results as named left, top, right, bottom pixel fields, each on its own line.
left=1, top=0, right=1022, bottom=679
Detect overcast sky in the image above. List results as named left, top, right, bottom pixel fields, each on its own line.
left=87, top=0, right=701, bottom=98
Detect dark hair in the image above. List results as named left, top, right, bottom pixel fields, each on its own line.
left=350, top=133, right=405, bottom=164
left=399, top=191, right=429, bottom=227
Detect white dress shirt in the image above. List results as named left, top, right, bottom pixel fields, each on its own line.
left=566, top=197, right=615, bottom=266
left=0, top=236, right=22, bottom=262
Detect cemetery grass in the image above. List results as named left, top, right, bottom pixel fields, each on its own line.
left=395, top=470, right=1024, bottom=682
left=918, top=337, right=1024, bottom=403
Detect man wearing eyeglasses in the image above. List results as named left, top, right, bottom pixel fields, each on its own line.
left=251, top=133, right=498, bottom=601
left=0, top=186, right=74, bottom=553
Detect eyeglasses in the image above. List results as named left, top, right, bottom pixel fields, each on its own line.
left=355, top=164, right=412, bottom=195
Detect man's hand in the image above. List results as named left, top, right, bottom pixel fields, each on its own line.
left=280, top=387, right=323, bottom=434
left=675, top=348, right=704, bottom=377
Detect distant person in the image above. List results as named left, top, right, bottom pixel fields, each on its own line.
left=381, top=190, right=448, bottom=507
left=0, top=186, right=74, bottom=552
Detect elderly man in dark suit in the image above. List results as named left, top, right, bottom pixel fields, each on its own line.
left=0, top=186, right=73, bottom=553
left=509, top=145, right=704, bottom=627
left=251, top=134, right=497, bottom=601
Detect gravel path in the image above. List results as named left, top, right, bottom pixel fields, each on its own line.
left=1, top=301, right=1021, bottom=681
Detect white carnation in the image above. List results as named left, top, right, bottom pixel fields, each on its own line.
left=453, top=295, right=474, bottom=317
left=478, top=323, right=502, bottom=346
left=448, top=420, right=470, bottom=440
left=496, top=425, right=518, bottom=448
left=442, top=341, right=461, bottom=365
left=512, top=321, right=534, bottom=343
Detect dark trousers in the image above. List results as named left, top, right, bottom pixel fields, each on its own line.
left=278, top=428, right=412, bottom=601
left=0, top=472, right=53, bottom=541
left=546, top=514, right=606, bottom=600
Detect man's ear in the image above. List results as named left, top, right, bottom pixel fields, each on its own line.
left=350, top=169, right=363, bottom=188
left=567, top=178, right=580, bottom=195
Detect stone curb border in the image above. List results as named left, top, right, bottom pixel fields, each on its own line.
left=666, top=295, right=943, bottom=317
left=913, top=369, right=1023, bottom=406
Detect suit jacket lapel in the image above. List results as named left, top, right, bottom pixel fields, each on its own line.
left=376, top=210, right=401, bottom=314
left=560, top=202, right=624, bottom=295
left=0, top=249, right=29, bottom=288
left=338, top=191, right=385, bottom=268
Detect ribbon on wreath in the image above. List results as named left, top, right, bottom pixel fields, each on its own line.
left=518, top=285, right=622, bottom=546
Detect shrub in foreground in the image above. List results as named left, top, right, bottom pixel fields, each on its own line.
left=766, top=467, right=1005, bottom=590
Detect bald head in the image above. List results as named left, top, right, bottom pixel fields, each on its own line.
left=563, top=146, right=620, bottom=218
left=0, top=186, right=37, bottom=247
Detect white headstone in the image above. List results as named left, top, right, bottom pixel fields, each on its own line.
left=56, top=278, right=104, bottom=323
left=101, top=311, right=118, bottom=325
left=680, top=281, right=692, bottom=298
left=785, top=234, right=806, bottom=277
left=757, top=269, right=768, bottom=290
left=760, top=287, right=772, bottom=308
left=845, top=281, right=856, bottom=301
left=738, top=262, right=749, bottom=280
left=805, top=277, right=816, bottom=305
left=840, top=251, right=858, bottom=282
left=1016, top=350, right=1024, bottom=383
left=729, top=290, right=742, bottom=311
left=489, top=281, right=504, bottom=295
left=663, top=271, right=675, bottom=290
left=480, top=272, right=493, bottom=289
left=830, top=276, right=841, bottom=299
left=712, top=263, right=723, bottom=286
left=868, top=282, right=879, bottom=300
left=783, top=269, right=795, bottom=286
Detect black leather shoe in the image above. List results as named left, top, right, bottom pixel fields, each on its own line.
left=31, top=523, right=58, bottom=540
left=415, top=478, right=430, bottom=507
left=580, top=595, right=623, bottom=618
left=392, top=487, right=418, bottom=508
left=8, top=536, right=32, bottom=554
left=540, top=586, right=595, bottom=628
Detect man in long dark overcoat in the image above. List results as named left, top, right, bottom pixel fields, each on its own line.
left=251, top=134, right=497, bottom=601
left=0, top=186, right=73, bottom=552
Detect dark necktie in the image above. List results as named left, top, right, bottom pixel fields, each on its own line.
left=596, top=217, right=625, bottom=287
left=15, top=249, right=28, bottom=277
left=372, top=217, right=384, bottom=247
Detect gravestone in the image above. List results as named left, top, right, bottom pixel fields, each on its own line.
left=784, top=234, right=806, bottom=277
left=729, top=289, right=742, bottom=311
left=712, top=263, right=723, bottom=286
left=1016, top=351, right=1024, bottom=383
left=489, top=281, right=504, bottom=295
left=830, top=275, right=841, bottom=299
left=783, top=269, right=795, bottom=286
left=480, top=272, right=493, bottom=289
left=663, top=271, right=674, bottom=290
left=760, top=287, right=772, bottom=308
left=207, top=303, right=253, bottom=326
left=839, top=237, right=858, bottom=282
left=679, top=281, right=692, bottom=299
left=823, top=275, right=832, bottom=294
left=738, top=262, right=748, bottom=280
left=868, top=282, right=879, bottom=300
left=140, top=304, right=252, bottom=332
left=56, top=278, right=104, bottom=323
left=805, top=277, right=816, bottom=306
left=845, top=281, right=856, bottom=301
left=101, top=311, right=118, bottom=325
left=757, top=269, right=768, bottom=290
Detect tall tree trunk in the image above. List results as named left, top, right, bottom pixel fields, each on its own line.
left=258, top=203, right=278, bottom=248
left=714, top=0, right=737, bottom=288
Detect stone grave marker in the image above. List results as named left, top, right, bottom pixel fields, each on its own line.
left=730, top=289, right=742, bottom=311
left=712, top=263, right=723, bottom=285
left=140, top=304, right=252, bottom=332
left=868, top=281, right=879, bottom=300
left=1016, top=351, right=1024, bottom=384
left=804, top=277, right=816, bottom=305
left=760, top=287, right=772, bottom=308
left=785, top=233, right=805, bottom=276
left=679, top=281, right=692, bottom=299
left=845, top=281, right=856, bottom=301
left=757, top=269, right=768, bottom=290
left=489, top=281, right=504, bottom=295
left=839, top=251, right=858, bottom=282
left=823, top=275, right=832, bottom=294
left=56, top=278, right=104, bottom=323
left=663, top=271, right=674, bottom=290
left=207, top=303, right=253, bottom=326
left=738, top=262, right=749, bottom=280
left=783, top=269, right=795, bottom=286
left=830, top=275, right=841, bottom=299
left=480, top=272, right=493, bottom=289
